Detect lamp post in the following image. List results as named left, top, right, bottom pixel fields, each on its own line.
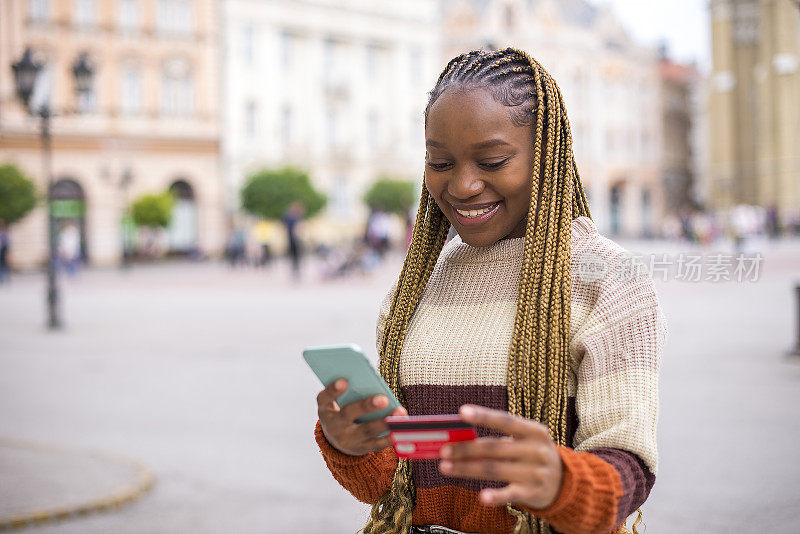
left=11, top=48, right=94, bottom=329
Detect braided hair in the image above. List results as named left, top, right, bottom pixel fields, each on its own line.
left=363, top=47, right=592, bottom=534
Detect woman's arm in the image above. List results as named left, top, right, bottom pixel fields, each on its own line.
left=314, top=419, right=399, bottom=504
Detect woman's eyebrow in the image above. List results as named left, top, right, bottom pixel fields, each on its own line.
left=425, top=139, right=446, bottom=149
left=425, top=138, right=511, bottom=150
left=471, top=138, right=511, bottom=149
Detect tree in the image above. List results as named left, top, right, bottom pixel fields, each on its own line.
left=130, top=191, right=175, bottom=258
left=240, top=166, right=326, bottom=220
left=0, top=163, right=38, bottom=225
left=363, top=177, right=417, bottom=216
left=130, top=192, right=174, bottom=228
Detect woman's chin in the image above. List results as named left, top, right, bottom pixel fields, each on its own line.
left=455, top=229, right=501, bottom=248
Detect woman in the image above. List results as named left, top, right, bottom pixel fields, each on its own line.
left=314, top=48, right=666, bottom=534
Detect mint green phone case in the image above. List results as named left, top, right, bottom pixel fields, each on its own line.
left=303, top=343, right=401, bottom=423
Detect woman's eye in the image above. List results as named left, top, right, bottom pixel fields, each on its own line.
left=426, top=161, right=451, bottom=171
left=479, top=159, right=509, bottom=170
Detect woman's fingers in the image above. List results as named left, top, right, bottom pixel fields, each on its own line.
left=478, top=485, right=537, bottom=508
left=439, top=458, right=540, bottom=484
left=339, top=394, right=389, bottom=422
left=458, top=405, right=550, bottom=440
left=316, top=379, right=347, bottom=414
left=442, top=437, right=544, bottom=462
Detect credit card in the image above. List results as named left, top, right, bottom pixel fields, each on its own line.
left=385, top=414, right=477, bottom=460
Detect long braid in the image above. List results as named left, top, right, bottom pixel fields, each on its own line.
left=366, top=48, right=591, bottom=534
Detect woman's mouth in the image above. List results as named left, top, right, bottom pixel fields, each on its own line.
left=451, top=201, right=502, bottom=226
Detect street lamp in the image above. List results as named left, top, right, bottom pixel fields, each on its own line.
left=11, top=47, right=95, bottom=329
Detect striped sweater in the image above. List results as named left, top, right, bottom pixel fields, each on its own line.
left=315, top=216, right=667, bottom=534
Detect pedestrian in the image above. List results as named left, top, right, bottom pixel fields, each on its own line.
left=283, top=202, right=305, bottom=279
left=57, top=222, right=81, bottom=277
left=0, top=221, right=10, bottom=283
left=313, top=48, right=666, bottom=534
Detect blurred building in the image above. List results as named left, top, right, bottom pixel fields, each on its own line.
left=708, top=0, right=800, bottom=226
left=441, top=0, right=663, bottom=237
left=221, top=0, right=440, bottom=245
left=659, top=53, right=702, bottom=215
left=0, top=0, right=225, bottom=268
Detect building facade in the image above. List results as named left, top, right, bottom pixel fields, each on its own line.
left=659, top=54, right=702, bottom=215
left=0, top=0, right=225, bottom=268
left=708, top=0, right=800, bottom=226
left=440, top=0, right=664, bottom=237
left=220, top=0, right=440, bottom=245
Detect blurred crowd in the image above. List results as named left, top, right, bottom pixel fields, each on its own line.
left=661, top=204, right=799, bottom=251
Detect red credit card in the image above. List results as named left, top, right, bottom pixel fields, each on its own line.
left=385, top=414, right=477, bottom=460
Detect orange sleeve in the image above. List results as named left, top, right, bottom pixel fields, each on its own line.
left=314, top=419, right=399, bottom=504
left=520, top=446, right=624, bottom=534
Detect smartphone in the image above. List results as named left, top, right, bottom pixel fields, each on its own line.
left=303, top=343, right=401, bottom=424
left=386, top=414, right=477, bottom=460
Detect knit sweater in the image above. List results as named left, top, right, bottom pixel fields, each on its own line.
left=315, top=216, right=667, bottom=534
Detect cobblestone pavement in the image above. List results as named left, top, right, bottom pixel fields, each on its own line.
left=1, top=237, right=799, bottom=533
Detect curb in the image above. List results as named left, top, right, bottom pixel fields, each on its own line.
left=0, top=438, right=155, bottom=531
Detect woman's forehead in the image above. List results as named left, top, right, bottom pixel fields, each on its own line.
left=425, top=87, right=530, bottom=149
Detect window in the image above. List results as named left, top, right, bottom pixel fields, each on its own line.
left=279, top=31, right=293, bottom=71
left=366, top=43, right=378, bottom=80
left=121, top=67, right=142, bottom=115
left=245, top=100, right=257, bottom=138
left=281, top=104, right=292, bottom=145
left=118, top=0, right=139, bottom=32
left=326, top=106, right=338, bottom=149
left=409, top=112, right=421, bottom=146
left=409, top=45, right=421, bottom=84
left=160, top=59, right=193, bottom=116
left=243, top=24, right=256, bottom=65
left=324, top=38, right=337, bottom=82
left=28, top=0, right=48, bottom=22
left=74, top=0, right=95, bottom=27
left=333, top=176, right=350, bottom=217
left=157, top=0, right=192, bottom=37
left=77, top=83, right=96, bottom=113
left=367, top=111, right=378, bottom=148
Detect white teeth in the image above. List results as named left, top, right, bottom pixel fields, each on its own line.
left=456, top=204, right=496, bottom=218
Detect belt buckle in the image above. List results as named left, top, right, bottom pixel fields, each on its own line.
left=427, top=527, right=462, bottom=534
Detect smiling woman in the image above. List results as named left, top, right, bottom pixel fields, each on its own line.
left=423, top=88, right=536, bottom=247
left=313, top=48, right=666, bottom=534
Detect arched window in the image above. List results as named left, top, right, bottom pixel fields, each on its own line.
left=50, top=178, right=88, bottom=261
left=167, top=180, right=198, bottom=253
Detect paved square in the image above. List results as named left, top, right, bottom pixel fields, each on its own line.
left=1, top=238, right=799, bottom=533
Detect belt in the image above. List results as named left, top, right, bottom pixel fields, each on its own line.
left=410, top=526, right=476, bottom=534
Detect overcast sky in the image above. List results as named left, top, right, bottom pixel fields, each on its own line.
left=595, top=0, right=711, bottom=69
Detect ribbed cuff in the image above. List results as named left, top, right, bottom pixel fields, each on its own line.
left=521, top=446, right=622, bottom=534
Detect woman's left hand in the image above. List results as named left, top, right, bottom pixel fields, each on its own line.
left=438, top=404, right=564, bottom=510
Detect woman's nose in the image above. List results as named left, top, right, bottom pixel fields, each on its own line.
left=447, top=168, right=484, bottom=200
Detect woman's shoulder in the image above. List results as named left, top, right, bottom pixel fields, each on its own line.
left=570, top=216, right=664, bottom=319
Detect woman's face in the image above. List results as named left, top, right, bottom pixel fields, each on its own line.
left=424, top=87, right=536, bottom=248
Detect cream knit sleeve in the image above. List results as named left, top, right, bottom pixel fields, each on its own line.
left=375, top=280, right=398, bottom=355
left=570, top=242, right=667, bottom=476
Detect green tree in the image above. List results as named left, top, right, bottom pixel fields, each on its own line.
left=0, top=163, right=38, bottom=225
left=363, top=177, right=417, bottom=216
left=130, top=191, right=174, bottom=228
left=240, top=166, right=326, bottom=220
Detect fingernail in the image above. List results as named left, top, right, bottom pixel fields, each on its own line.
left=335, top=379, right=345, bottom=389
left=439, top=461, right=452, bottom=472
left=372, top=396, right=385, bottom=407
left=440, top=445, right=451, bottom=458
left=460, top=405, right=475, bottom=417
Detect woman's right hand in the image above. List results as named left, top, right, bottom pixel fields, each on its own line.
left=317, top=378, right=407, bottom=456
